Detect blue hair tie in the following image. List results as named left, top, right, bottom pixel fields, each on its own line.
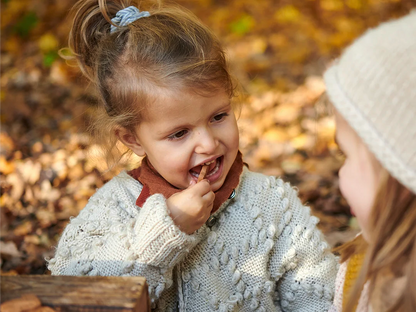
left=110, top=6, right=150, bottom=33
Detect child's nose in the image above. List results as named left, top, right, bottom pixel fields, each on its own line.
left=194, top=129, right=218, bottom=154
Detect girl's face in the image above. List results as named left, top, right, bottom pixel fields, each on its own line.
left=335, top=111, right=380, bottom=241
left=129, top=89, right=239, bottom=192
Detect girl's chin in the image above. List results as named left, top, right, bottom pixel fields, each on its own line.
left=210, top=181, right=224, bottom=192
left=211, top=171, right=229, bottom=189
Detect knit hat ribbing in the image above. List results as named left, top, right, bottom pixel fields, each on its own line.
left=324, top=12, right=416, bottom=194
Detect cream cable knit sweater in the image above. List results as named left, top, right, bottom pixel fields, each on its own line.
left=48, top=167, right=338, bottom=311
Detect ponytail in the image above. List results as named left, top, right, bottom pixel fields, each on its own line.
left=65, top=0, right=128, bottom=80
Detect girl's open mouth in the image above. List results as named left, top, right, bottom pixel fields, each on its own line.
left=190, top=156, right=223, bottom=181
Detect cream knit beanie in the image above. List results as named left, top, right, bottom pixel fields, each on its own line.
left=324, top=12, right=416, bottom=194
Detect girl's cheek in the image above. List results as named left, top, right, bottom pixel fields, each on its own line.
left=338, top=165, right=358, bottom=218
left=338, top=165, right=347, bottom=195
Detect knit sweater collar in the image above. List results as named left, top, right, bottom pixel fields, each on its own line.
left=128, top=151, right=244, bottom=213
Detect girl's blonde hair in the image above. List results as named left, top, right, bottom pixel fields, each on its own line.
left=337, top=169, right=416, bottom=312
left=65, top=0, right=236, bottom=168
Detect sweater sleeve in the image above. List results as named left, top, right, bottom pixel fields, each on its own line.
left=47, top=174, right=206, bottom=307
left=269, top=184, right=339, bottom=312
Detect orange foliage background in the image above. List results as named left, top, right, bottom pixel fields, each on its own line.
left=1, top=0, right=415, bottom=274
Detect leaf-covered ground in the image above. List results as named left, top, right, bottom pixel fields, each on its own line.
left=1, top=0, right=415, bottom=275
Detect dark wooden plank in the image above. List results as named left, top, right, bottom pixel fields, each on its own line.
left=1, top=275, right=149, bottom=312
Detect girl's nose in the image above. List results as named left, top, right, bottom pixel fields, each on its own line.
left=194, top=129, right=218, bottom=155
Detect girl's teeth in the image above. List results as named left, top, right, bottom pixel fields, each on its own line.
left=191, top=158, right=220, bottom=178
left=205, top=159, right=220, bottom=178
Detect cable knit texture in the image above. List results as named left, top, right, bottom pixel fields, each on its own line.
left=48, top=167, right=338, bottom=311
left=324, top=12, right=416, bottom=194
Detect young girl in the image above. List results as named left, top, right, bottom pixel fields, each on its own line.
left=324, top=13, right=416, bottom=312
left=48, top=1, right=338, bottom=310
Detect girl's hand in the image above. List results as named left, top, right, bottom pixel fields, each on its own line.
left=166, top=180, right=214, bottom=234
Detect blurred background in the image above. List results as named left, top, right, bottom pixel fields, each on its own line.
left=1, top=0, right=416, bottom=275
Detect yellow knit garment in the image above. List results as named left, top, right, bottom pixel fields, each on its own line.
left=342, top=252, right=366, bottom=311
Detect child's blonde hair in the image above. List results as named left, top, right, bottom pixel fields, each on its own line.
left=337, top=169, right=416, bottom=312
left=66, top=0, right=236, bottom=168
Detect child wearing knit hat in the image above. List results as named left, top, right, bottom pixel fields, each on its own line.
left=324, top=12, right=416, bottom=312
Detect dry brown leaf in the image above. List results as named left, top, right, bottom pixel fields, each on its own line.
left=273, top=104, right=301, bottom=124
left=13, top=221, right=34, bottom=237
left=0, top=241, right=21, bottom=259
left=0, top=155, right=15, bottom=174
left=6, top=172, right=25, bottom=200
left=263, top=128, right=288, bottom=143
left=0, top=132, right=15, bottom=156
left=0, top=294, right=41, bottom=312
left=17, top=160, right=42, bottom=185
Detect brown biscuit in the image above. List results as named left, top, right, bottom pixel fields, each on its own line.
left=198, top=165, right=209, bottom=182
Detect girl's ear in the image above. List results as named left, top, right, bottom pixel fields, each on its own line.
left=115, top=127, right=146, bottom=157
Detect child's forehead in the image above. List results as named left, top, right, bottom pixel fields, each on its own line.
left=151, top=86, right=229, bottom=106
left=142, top=87, right=230, bottom=119
left=334, top=111, right=353, bottom=138
left=335, top=111, right=369, bottom=154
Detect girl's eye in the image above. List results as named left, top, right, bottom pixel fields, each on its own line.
left=168, top=130, right=188, bottom=140
left=213, top=113, right=228, bottom=122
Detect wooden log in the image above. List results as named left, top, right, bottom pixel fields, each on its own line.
left=1, top=275, right=149, bottom=312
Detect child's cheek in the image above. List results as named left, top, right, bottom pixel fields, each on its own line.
left=338, top=163, right=356, bottom=214
left=338, top=165, right=348, bottom=198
